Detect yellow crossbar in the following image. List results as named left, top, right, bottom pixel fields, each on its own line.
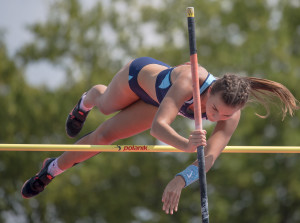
left=0, top=144, right=300, bottom=153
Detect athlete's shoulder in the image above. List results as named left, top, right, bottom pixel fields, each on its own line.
left=172, top=65, right=192, bottom=79
left=172, top=64, right=210, bottom=84
left=198, top=66, right=209, bottom=84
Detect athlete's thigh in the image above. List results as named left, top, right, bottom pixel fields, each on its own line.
left=96, top=100, right=158, bottom=143
left=100, top=60, right=138, bottom=112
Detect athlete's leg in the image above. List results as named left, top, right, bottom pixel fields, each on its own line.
left=66, top=60, right=139, bottom=137
left=58, top=100, right=157, bottom=170
left=22, top=101, right=157, bottom=198
left=82, top=60, right=140, bottom=115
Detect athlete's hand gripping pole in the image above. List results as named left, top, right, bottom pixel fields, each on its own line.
left=186, top=7, right=209, bottom=223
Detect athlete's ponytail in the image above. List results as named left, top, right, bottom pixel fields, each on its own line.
left=211, top=74, right=299, bottom=120
left=246, top=77, right=299, bottom=119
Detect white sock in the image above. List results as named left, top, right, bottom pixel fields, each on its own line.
left=79, top=94, right=93, bottom=112
left=47, top=159, right=64, bottom=177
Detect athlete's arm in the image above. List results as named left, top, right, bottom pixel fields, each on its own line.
left=162, top=111, right=240, bottom=214
left=150, top=70, right=206, bottom=153
left=203, top=109, right=241, bottom=171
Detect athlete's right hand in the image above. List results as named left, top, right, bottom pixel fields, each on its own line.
left=186, top=129, right=207, bottom=153
left=162, top=176, right=185, bottom=214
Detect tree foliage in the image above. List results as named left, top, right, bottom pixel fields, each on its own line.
left=1, top=0, right=300, bottom=222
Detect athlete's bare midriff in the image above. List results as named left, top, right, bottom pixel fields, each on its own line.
left=137, top=64, right=170, bottom=102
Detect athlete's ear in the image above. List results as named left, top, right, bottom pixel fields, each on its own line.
left=207, top=86, right=212, bottom=95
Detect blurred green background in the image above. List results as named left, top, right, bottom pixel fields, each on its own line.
left=1, top=0, right=300, bottom=222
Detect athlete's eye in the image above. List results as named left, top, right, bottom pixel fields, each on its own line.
left=212, top=105, right=218, bottom=112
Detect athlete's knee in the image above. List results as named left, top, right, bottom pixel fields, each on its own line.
left=89, top=85, right=107, bottom=97
left=93, top=130, right=116, bottom=145
left=89, top=85, right=112, bottom=115
left=94, top=133, right=115, bottom=145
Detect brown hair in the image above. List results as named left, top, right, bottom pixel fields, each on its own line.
left=210, top=74, right=299, bottom=120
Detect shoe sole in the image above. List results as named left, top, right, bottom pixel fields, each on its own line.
left=65, top=115, right=76, bottom=138
left=21, top=158, right=51, bottom=199
left=65, top=93, right=88, bottom=138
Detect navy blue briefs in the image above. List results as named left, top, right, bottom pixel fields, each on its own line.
left=128, top=57, right=170, bottom=107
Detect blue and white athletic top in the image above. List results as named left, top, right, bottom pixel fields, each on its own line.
left=155, top=69, right=216, bottom=120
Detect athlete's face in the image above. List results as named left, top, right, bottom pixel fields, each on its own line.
left=205, top=90, right=241, bottom=122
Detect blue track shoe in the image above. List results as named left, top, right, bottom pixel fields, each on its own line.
left=65, top=93, right=90, bottom=138
left=21, top=158, right=55, bottom=199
